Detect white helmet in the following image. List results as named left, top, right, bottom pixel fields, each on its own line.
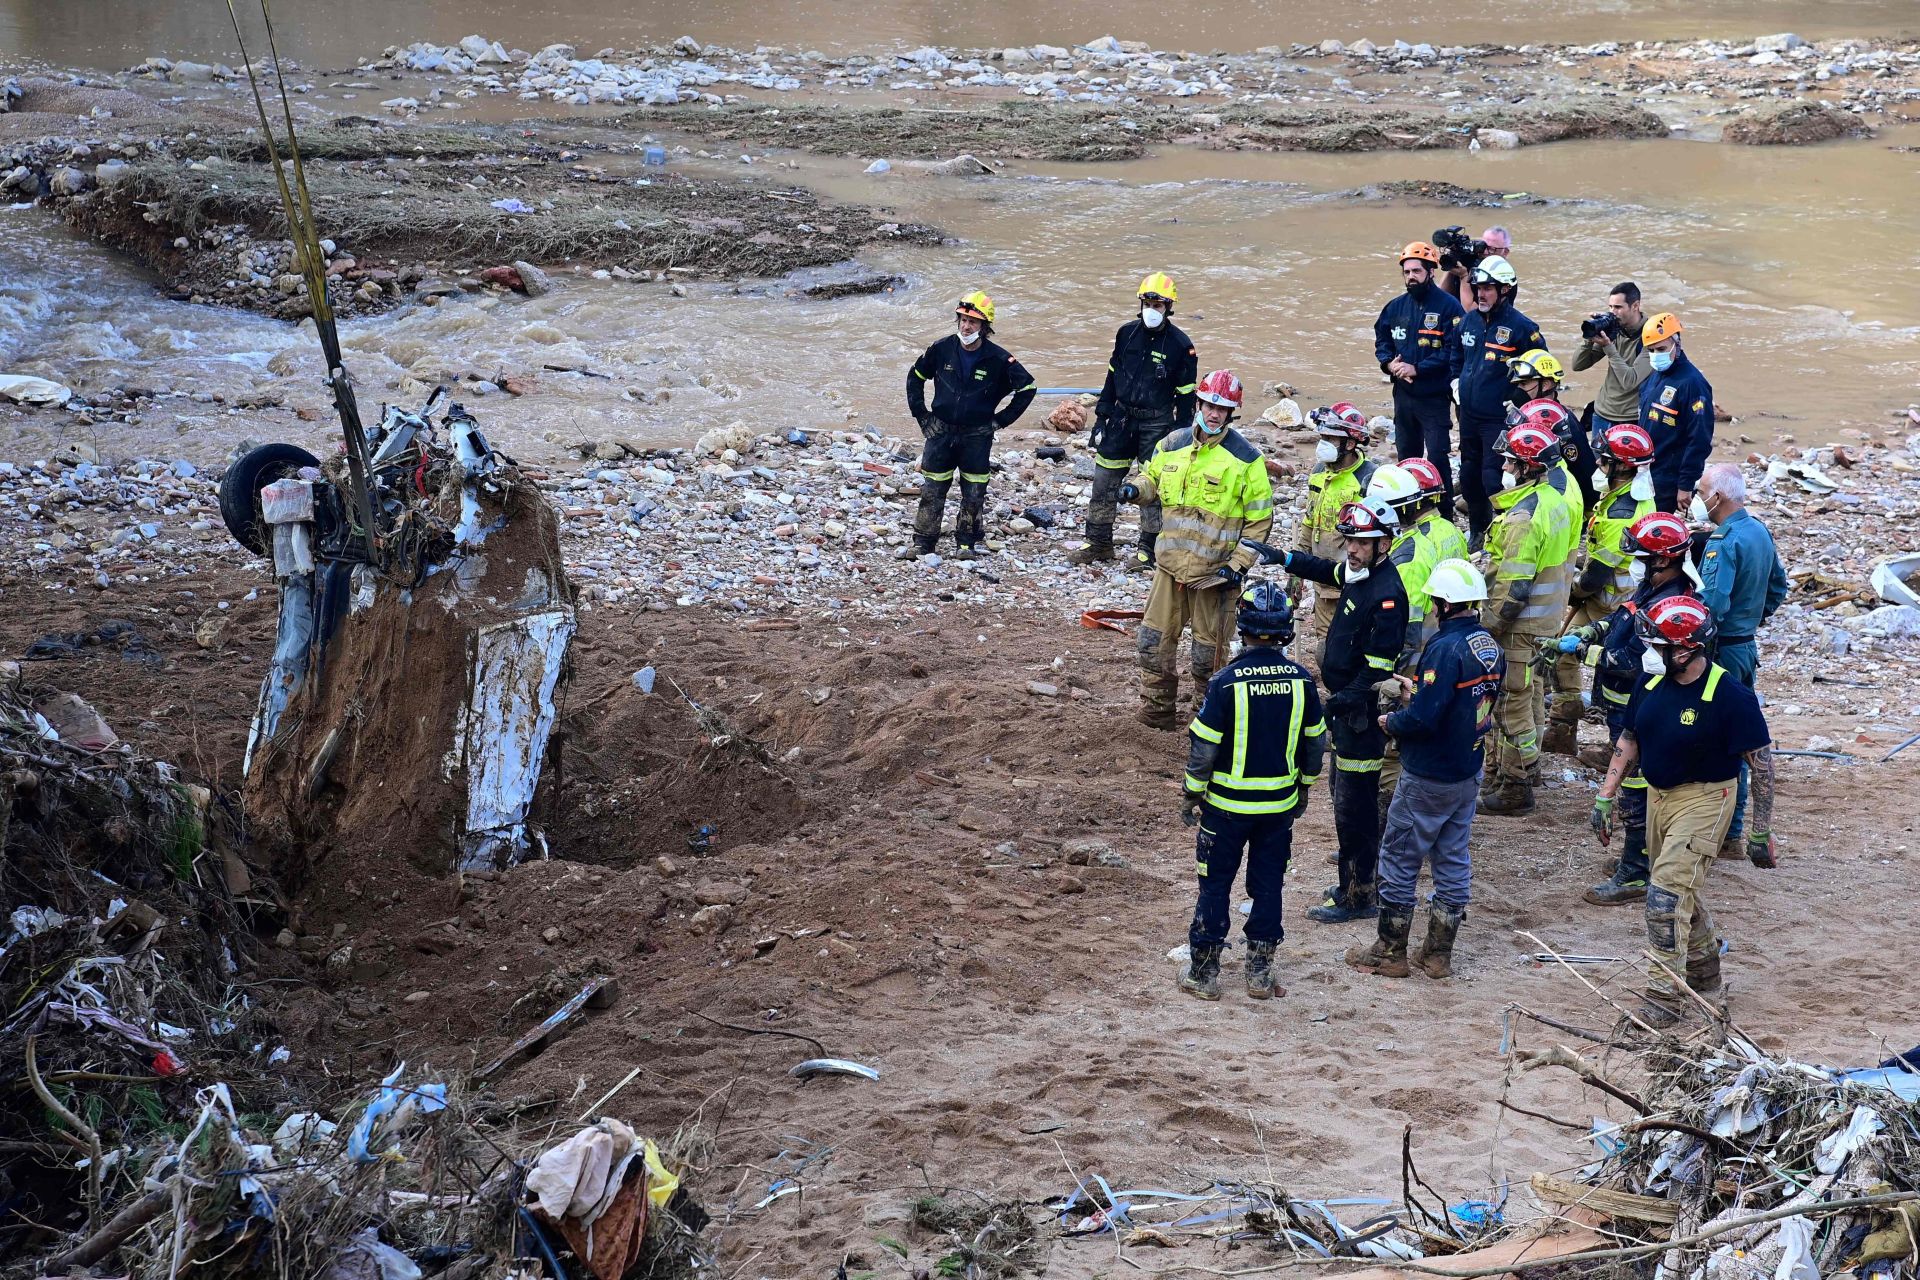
left=1425, top=558, right=1488, bottom=605
left=1365, top=463, right=1422, bottom=511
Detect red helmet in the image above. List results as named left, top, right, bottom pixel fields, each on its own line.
left=1625, top=511, right=1690, bottom=559
left=1497, top=422, right=1560, bottom=467
left=1195, top=368, right=1244, bottom=409
left=1313, top=401, right=1369, bottom=442
left=1638, top=594, right=1717, bottom=651
left=1335, top=497, right=1397, bottom=539
left=1400, top=457, right=1446, bottom=497
left=1597, top=422, right=1655, bottom=466
left=1517, top=398, right=1575, bottom=441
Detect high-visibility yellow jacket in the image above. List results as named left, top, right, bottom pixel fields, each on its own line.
left=1138, top=427, right=1275, bottom=585
left=1483, top=477, right=1578, bottom=638
left=1296, top=456, right=1377, bottom=593
left=1572, top=482, right=1654, bottom=610
left=1389, top=508, right=1470, bottom=668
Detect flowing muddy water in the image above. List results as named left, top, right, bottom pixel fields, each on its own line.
left=4, top=0, right=1917, bottom=69
left=3, top=118, right=1917, bottom=467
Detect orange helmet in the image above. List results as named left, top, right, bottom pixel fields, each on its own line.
left=1399, top=241, right=1441, bottom=267
left=1642, top=312, right=1682, bottom=345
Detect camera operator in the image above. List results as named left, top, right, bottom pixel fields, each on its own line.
left=1438, top=225, right=1511, bottom=312
left=1572, top=283, right=1653, bottom=434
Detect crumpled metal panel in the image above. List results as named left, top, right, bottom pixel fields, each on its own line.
left=458, top=608, right=575, bottom=870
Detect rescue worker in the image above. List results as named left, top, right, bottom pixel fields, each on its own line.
left=1121, top=370, right=1273, bottom=729
left=1348, top=559, right=1503, bottom=979
left=902, top=291, right=1037, bottom=559
left=1371, top=458, right=1470, bottom=828
left=1507, top=350, right=1597, bottom=511
left=1242, top=497, right=1408, bottom=925
left=1693, top=463, right=1788, bottom=857
left=1637, top=313, right=1715, bottom=513
left=1374, top=241, right=1464, bottom=517
left=1553, top=512, right=1699, bottom=905
left=1593, top=595, right=1777, bottom=1030
left=1072, top=272, right=1198, bottom=571
left=1296, top=403, right=1377, bottom=656
left=1480, top=416, right=1579, bottom=815
left=1542, top=423, right=1656, bottom=756
left=1450, top=256, right=1545, bottom=549
left=1178, top=583, right=1326, bottom=1000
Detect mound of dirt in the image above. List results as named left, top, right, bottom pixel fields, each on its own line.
left=1723, top=102, right=1870, bottom=145
left=1209, top=98, right=1667, bottom=152
left=47, top=138, right=942, bottom=317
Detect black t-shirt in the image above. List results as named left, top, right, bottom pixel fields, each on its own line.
left=1624, top=663, right=1770, bottom=790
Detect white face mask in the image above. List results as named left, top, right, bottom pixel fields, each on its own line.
left=1141, top=306, right=1165, bottom=330
left=1590, top=468, right=1611, bottom=495
left=1689, top=494, right=1711, bottom=523
left=1346, top=564, right=1372, bottom=583
left=1630, top=469, right=1655, bottom=502
left=958, top=324, right=982, bottom=346
left=1640, top=648, right=1666, bottom=677
left=1315, top=439, right=1341, bottom=464
left=1500, top=471, right=1519, bottom=491
left=1628, top=559, right=1647, bottom=584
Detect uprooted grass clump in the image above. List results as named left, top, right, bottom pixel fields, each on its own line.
left=1210, top=98, right=1667, bottom=151
left=910, top=1194, right=1043, bottom=1278
left=1722, top=101, right=1869, bottom=145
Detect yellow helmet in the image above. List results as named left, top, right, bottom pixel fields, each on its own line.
left=955, top=290, right=995, bottom=326
left=1642, top=312, right=1682, bottom=345
left=1137, top=271, right=1177, bottom=304
left=1507, top=348, right=1564, bottom=384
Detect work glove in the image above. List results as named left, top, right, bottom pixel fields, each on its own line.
left=1180, top=792, right=1205, bottom=828
left=1553, top=633, right=1584, bottom=655
left=1117, top=482, right=1140, bottom=504
left=1239, top=538, right=1290, bottom=568
left=917, top=413, right=945, bottom=438
left=1746, top=830, right=1777, bottom=869
left=1589, top=796, right=1615, bottom=845
left=1214, top=564, right=1245, bottom=590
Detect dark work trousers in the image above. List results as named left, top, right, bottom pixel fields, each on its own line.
left=1392, top=385, right=1456, bottom=517
left=1566, top=430, right=1599, bottom=513
left=913, top=425, right=993, bottom=546
left=1456, top=408, right=1507, bottom=538
left=1330, top=701, right=1386, bottom=901
left=1189, top=807, right=1296, bottom=949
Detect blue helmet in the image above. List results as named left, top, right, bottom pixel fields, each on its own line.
left=1237, top=581, right=1295, bottom=642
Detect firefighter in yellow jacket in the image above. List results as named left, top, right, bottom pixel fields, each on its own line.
left=1295, top=402, right=1377, bottom=657
left=1480, top=412, right=1579, bottom=814
left=1121, top=370, right=1274, bottom=729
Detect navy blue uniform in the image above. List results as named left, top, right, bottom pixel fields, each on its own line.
left=1385, top=616, right=1504, bottom=783
left=1184, top=646, right=1326, bottom=948
left=1094, top=317, right=1198, bottom=457
left=1452, top=299, right=1544, bottom=536
left=1593, top=576, right=1694, bottom=733
left=1637, top=350, right=1714, bottom=511
left=1377, top=281, right=1465, bottom=512
left=1625, top=665, right=1770, bottom=791
left=906, top=334, right=1036, bottom=433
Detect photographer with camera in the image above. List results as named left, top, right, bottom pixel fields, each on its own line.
left=1374, top=241, right=1464, bottom=518
left=1572, top=283, right=1653, bottom=436
left=1450, top=255, right=1545, bottom=549
left=1436, top=225, right=1510, bottom=312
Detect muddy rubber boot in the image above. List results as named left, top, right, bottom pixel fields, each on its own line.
left=1716, top=835, right=1745, bottom=861
left=1686, top=949, right=1724, bottom=1001
left=1179, top=945, right=1223, bottom=1000
left=1480, top=780, right=1536, bottom=816
left=894, top=537, right=937, bottom=561
left=1126, top=548, right=1156, bottom=574
left=1245, top=940, right=1279, bottom=1000
left=1137, top=703, right=1177, bottom=731
left=1308, top=881, right=1379, bottom=924
left=1583, top=874, right=1648, bottom=906
left=1621, top=996, right=1687, bottom=1034
left=1067, top=541, right=1117, bottom=565
left=1415, top=903, right=1464, bottom=979
left=1344, top=908, right=1412, bottom=978
left=1541, top=720, right=1578, bottom=757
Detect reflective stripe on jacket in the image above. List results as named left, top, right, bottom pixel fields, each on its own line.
left=1186, top=650, right=1327, bottom=815
left=1483, top=478, right=1579, bottom=636
left=1138, top=427, right=1275, bottom=585
left=1575, top=483, right=1654, bottom=609
left=1296, top=458, right=1378, bottom=591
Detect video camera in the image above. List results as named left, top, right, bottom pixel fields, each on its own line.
left=1432, top=225, right=1488, bottom=273
left=1581, top=312, right=1621, bottom=341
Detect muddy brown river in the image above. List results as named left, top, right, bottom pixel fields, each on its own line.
left=2, top=8, right=1917, bottom=466
left=5, top=0, right=1917, bottom=67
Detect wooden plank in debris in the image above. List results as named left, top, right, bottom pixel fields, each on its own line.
left=473, top=975, right=619, bottom=1080
left=1530, top=1172, right=1681, bottom=1225
left=1337, top=1219, right=1611, bottom=1280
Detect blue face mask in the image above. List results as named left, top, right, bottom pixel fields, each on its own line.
left=1649, top=350, right=1675, bottom=373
